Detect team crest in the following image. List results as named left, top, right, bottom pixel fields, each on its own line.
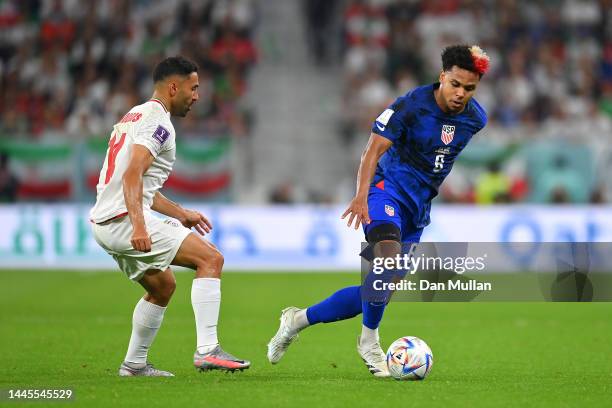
left=441, top=125, right=455, bottom=145
left=385, top=205, right=395, bottom=216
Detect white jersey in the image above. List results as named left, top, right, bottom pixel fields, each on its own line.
left=90, top=99, right=176, bottom=223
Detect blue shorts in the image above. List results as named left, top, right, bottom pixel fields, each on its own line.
left=363, top=185, right=424, bottom=243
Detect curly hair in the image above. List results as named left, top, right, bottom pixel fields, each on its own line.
left=441, top=45, right=490, bottom=77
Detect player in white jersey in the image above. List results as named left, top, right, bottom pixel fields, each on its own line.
left=90, top=56, right=250, bottom=377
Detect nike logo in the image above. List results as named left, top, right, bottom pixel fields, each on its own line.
left=376, top=123, right=385, bottom=131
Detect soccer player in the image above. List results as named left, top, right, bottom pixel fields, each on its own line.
left=267, top=45, right=489, bottom=377
left=90, top=56, right=250, bottom=377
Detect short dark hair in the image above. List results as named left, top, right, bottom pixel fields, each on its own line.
left=441, top=45, right=489, bottom=77
left=153, top=56, right=198, bottom=83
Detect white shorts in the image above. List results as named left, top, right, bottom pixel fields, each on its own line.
left=91, top=212, right=192, bottom=281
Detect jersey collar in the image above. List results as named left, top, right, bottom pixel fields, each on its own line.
left=149, top=98, right=169, bottom=113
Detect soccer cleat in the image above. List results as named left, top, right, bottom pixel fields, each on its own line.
left=118, top=361, right=175, bottom=377
left=267, top=306, right=301, bottom=364
left=357, top=336, right=390, bottom=378
left=194, top=345, right=251, bottom=372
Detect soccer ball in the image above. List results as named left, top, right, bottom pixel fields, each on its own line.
left=386, top=336, right=433, bottom=380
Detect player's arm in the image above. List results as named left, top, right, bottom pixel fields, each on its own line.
left=151, top=191, right=185, bottom=220
left=123, top=144, right=155, bottom=252
left=152, top=192, right=212, bottom=235
left=342, top=133, right=393, bottom=229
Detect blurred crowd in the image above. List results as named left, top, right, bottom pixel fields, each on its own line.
left=2, top=0, right=612, bottom=205
left=0, top=0, right=258, bottom=201
left=0, top=0, right=258, bottom=140
left=330, top=0, right=612, bottom=204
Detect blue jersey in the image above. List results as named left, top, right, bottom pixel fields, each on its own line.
left=371, top=83, right=487, bottom=228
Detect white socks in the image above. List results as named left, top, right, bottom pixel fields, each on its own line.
left=124, top=298, right=166, bottom=366
left=123, top=278, right=223, bottom=364
left=360, top=325, right=380, bottom=346
left=192, top=278, right=221, bottom=354
left=293, top=309, right=310, bottom=332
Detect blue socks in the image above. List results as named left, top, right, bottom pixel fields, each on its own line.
left=305, top=241, right=411, bottom=329
left=306, top=286, right=362, bottom=324
left=361, top=267, right=394, bottom=329
left=361, top=300, right=386, bottom=330
left=305, top=282, right=390, bottom=330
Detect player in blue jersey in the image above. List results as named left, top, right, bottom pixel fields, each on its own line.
left=267, top=45, right=490, bottom=377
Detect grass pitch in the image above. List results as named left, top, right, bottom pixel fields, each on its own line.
left=1, top=271, right=611, bottom=407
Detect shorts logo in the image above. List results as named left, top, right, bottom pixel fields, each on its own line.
left=441, top=125, right=455, bottom=145
left=163, top=219, right=180, bottom=228
left=152, top=125, right=170, bottom=145
left=385, top=205, right=395, bottom=216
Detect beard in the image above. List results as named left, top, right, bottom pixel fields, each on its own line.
left=176, top=102, right=192, bottom=117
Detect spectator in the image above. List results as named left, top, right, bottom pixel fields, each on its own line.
left=474, top=162, right=512, bottom=205
left=269, top=182, right=294, bottom=204
left=302, top=0, right=340, bottom=65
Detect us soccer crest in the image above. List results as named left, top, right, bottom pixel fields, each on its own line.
left=385, top=205, right=395, bottom=216
left=441, top=125, right=455, bottom=145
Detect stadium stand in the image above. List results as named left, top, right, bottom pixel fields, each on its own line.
left=1, top=0, right=610, bottom=204
left=0, top=0, right=257, bottom=201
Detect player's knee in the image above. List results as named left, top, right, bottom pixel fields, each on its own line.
left=367, top=223, right=401, bottom=244
left=374, top=240, right=401, bottom=258
left=147, top=288, right=173, bottom=306
left=165, top=277, right=177, bottom=297
left=194, top=246, right=224, bottom=278
left=210, top=249, right=224, bottom=269
left=199, top=247, right=223, bottom=268
left=157, top=286, right=175, bottom=304
left=154, top=275, right=176, bottom=302
left=367, top=223, right=401, bottom=258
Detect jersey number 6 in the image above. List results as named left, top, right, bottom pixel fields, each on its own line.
left=433, top=154, right=445, bottom=173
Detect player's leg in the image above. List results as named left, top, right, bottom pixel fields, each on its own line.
left=266, top=238, right=378, bottom=363
left=139, top=266, right=177, bottom=307
left=92, top=217, right=179, bottom=377
left=361, top=218, right=424, bottom=335
left=119, top=267, right=176, bottom=377
left=172, top=233, right=250, bottom=372
left=353, top=221, right=402, bottom=377
left=298, top=224, right=401, bottom=338
left=266, top=286, right=363, bottom=364
left=360, top=188, right=425, bottom=333
left=360, top=223, right=401, bottom=332
left=172, top=234, right=223, bottom=351
left=266, top=186, right=401, bottom=369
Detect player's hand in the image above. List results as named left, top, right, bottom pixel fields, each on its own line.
left=131, top=227, right=152, bottom=252
left=181, top=209, right=213, bottom=236
left=341, top=195, right=371, bottom=230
